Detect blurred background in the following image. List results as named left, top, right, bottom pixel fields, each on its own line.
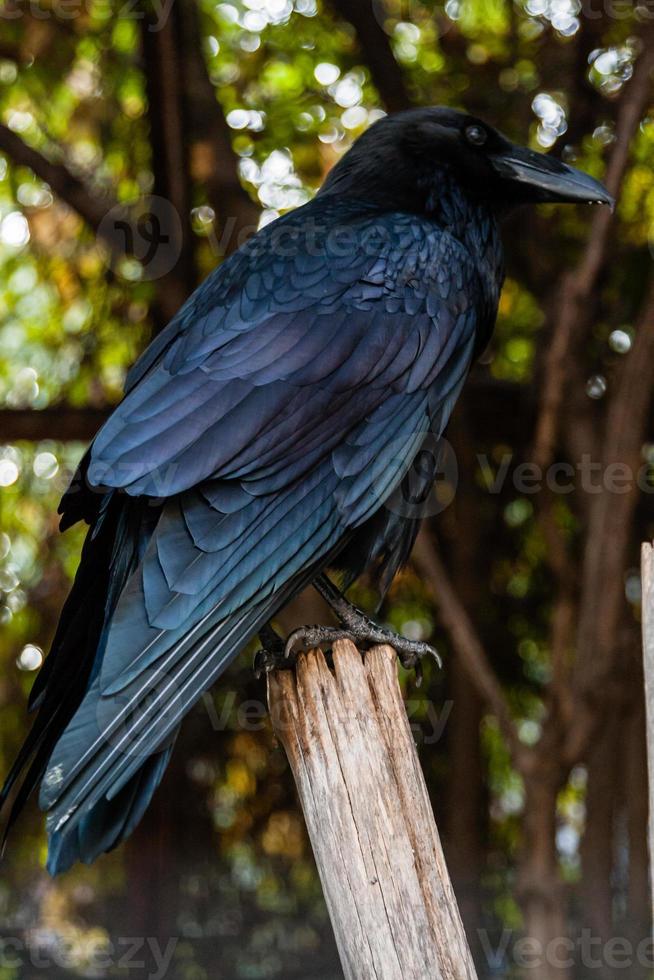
left=0, top=0, right=653, bottom=977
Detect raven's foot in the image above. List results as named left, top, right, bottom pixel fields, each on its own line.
left=284, top=620, right=439, bottom=685
left=281, top=574, right=442, bottom=684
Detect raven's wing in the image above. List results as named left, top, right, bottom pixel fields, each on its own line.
left=40, top=201, right=482, bottom=854
left=86, top=200, right=477, bottom=497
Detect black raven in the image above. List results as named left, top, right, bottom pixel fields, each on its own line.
left=1, top=107, right=611, bottom=873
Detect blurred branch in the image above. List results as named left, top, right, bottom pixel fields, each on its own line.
left=532, top=35, right=654, bottom=471
left=412, top=528, right=525, bottom=769
left=0, top=41, right=23, bottom=61
left=0, top=407, right=109, bottom=441
left=326, top=0, right=413, bottom=111
left=0, top=122, right=117, bottom=233
left=539, top=497, right=577, bottom=723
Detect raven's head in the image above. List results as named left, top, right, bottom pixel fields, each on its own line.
left=320, top=106, right=614, bottom=214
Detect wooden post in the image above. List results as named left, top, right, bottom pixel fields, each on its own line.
left=640, top=542, right=654, bottom=919
left=266, top=639, right=478, bottom=980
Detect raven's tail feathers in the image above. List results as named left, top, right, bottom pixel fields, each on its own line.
left=46, top=741, right=174, bottom=875
left=38, top=584, right=297, bottom=866
left=0, top=494, right=159, bottom=863
left=38, top=534, right=342, bottom=871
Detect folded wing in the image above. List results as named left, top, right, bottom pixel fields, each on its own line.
left=38, top=199, right=482, bottom=864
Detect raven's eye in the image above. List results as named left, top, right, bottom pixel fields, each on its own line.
left=465, top=125, right=487, bottom=147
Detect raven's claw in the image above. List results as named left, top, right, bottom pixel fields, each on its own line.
left=283, top=624, right=363, bottom=658
left=282, top=574, right=441, bottom=683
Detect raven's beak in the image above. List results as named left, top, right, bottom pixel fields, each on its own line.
left=490, top=145, right=614, bottom=208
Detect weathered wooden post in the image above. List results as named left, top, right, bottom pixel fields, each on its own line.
left=640, top=542, right=654, bottom=918
left=266, top=638, right=477, bottom=979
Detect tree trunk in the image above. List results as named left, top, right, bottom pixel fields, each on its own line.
left=140, top=6, right=195, bottom=326
left=444, top=658, right=485, bottom=965
left=517, top=762, right=570, bottom=980
left=579, top=710, right=618, bottom=979
left=443, top=412, right=488, bottom=965
left=267, top=641, right=477, bottom=980
left=625, top=683, right=651, bottom=977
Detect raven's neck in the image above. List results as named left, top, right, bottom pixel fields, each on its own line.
left=425, top=168, right=504, bottom=325
left=425, top=169, right=500, bottom=264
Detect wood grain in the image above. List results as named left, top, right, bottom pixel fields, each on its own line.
left=267, top=639, right=477, bottom=979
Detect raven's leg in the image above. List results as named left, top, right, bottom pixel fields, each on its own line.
left=253, top=623, right=286, bottom=678
left=284, top=574, right=441, bottom=682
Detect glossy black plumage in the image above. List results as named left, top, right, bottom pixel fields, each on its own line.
left=1, top=107, right=611, bottom=873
